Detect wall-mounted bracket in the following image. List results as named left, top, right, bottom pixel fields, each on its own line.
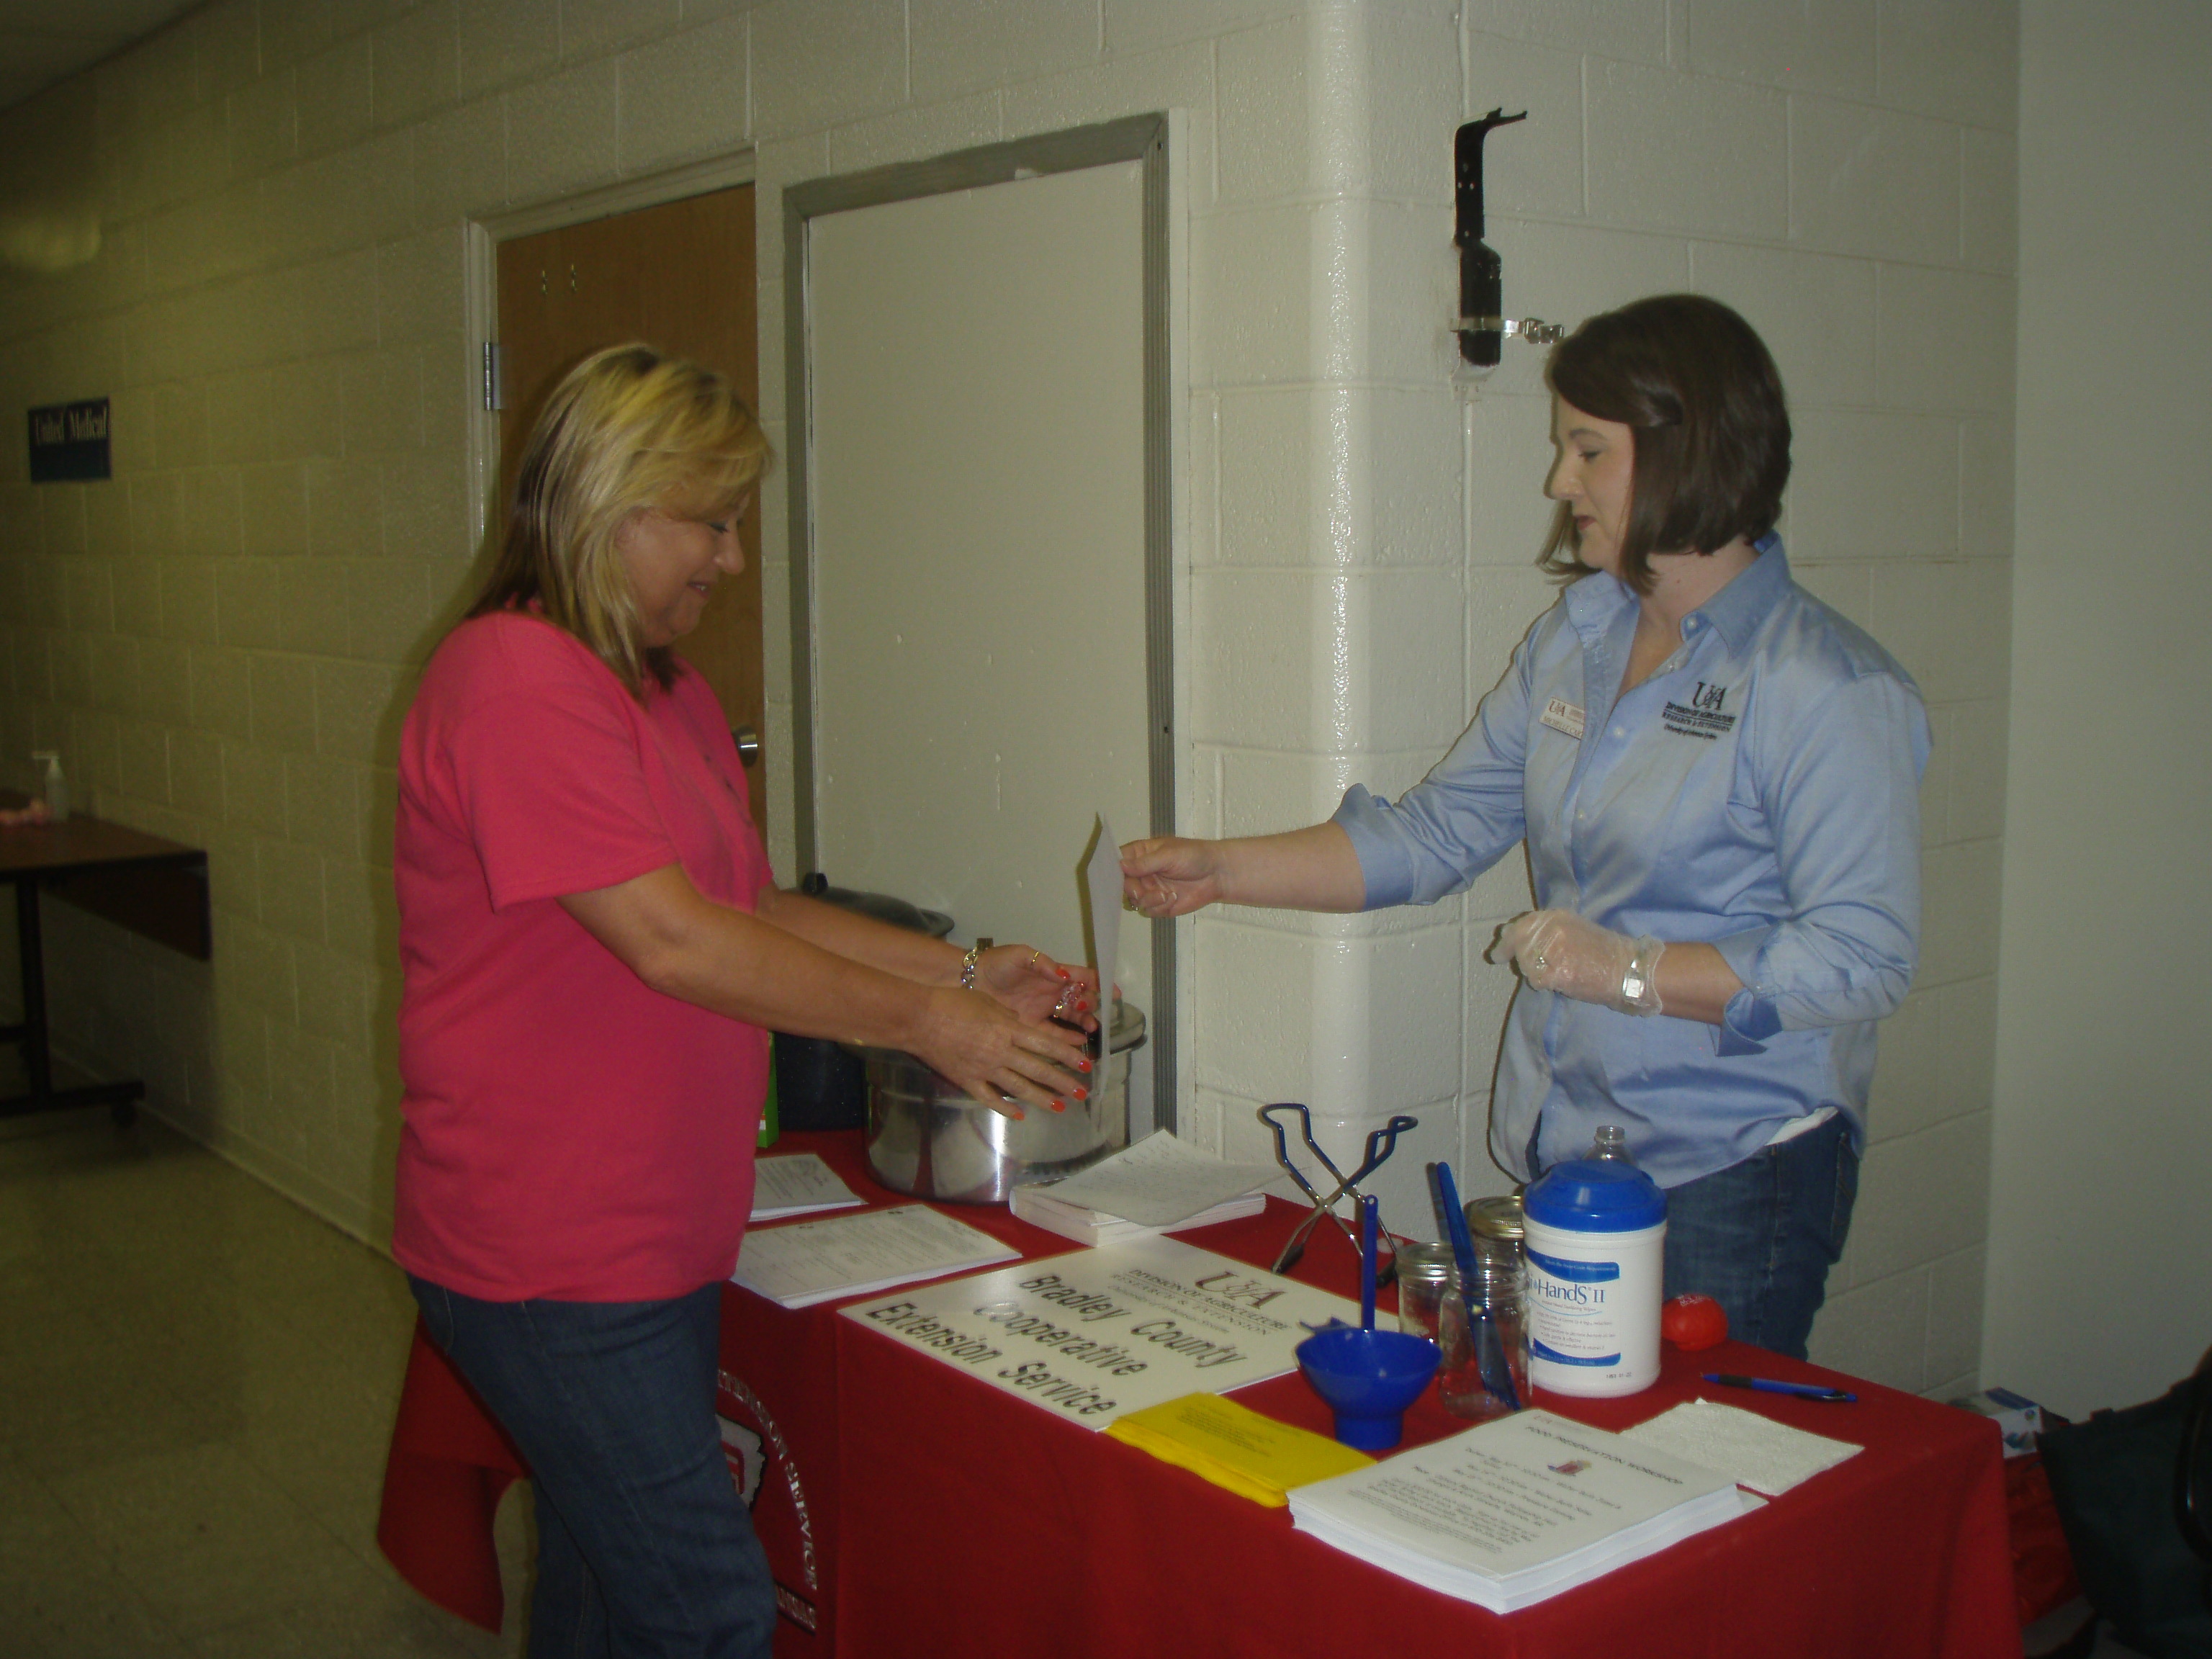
left=1455, top=315, right=1566, bottom=347
left=1454, top=109, right=1548, bottom=369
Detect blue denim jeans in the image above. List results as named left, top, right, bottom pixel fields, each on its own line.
left=1660, top=1113, right=1859, bottom=1361
left=409, top=1277, right=775, bottom=1659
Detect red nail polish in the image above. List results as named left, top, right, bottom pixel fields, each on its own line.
left=1074, top=1087, right=1088, bottom=1102
left=1057, top=967, right=1070, bottom=979
left=1076, top=999, right=1090, bottom=1012
left=1078, top=1057, right=1092, bottom=1073
left=1014, top=1107, right=1028, bottom=1121
left=1050, top=1099, right=1066, bottom=1113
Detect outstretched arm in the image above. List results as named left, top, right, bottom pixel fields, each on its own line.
left=1120, top=824, right=1364, bottom=919
left=561, top=865, right=1091, bottom=1117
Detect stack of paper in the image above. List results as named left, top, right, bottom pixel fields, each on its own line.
left=749, top=1153, right=866, bottom=1222
left=1289, top=1410, right=1748, bottom=1613
left=1107, top=1393, right=1374, bottom=1506
left=1621, top=1398, right=1861, bottom=1497
left=731, top=1205, right=1018, bottom=1310
left=1010, top=1131, right=1275, bottom=1246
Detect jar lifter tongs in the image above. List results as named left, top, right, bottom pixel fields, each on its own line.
left=1259, top=1102, right=1419, bottom=1278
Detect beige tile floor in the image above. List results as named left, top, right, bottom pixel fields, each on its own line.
left=0, top=1105, right=529, bottom=1658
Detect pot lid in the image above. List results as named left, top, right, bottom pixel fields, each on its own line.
left=1105, top=997, right=1145, bottom=1053
left=799, top=871, right=954, bottom=938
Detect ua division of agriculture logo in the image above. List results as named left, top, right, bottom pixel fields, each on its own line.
left=1662, top=681, right=1737, bottom=740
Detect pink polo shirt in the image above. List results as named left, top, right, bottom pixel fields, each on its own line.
left=392, top=611, right=773, bottom=1301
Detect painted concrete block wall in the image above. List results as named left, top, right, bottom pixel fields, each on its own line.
left=0, top=0, right=2016, bottom=1400
left=0, top=0, right=1397, bottom=1244
left=1989, top=0, right=2212, bottom=1420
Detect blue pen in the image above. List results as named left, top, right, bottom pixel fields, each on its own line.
left=1703, top=1372, right=1857, bottom=1404
left=1434, top=1162, right=1520, bottom=1411
left=1359, top=1194, right=1379, bottom=1329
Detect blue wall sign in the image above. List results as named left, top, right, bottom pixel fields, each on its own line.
left=29, top=399, right=111, bottom=482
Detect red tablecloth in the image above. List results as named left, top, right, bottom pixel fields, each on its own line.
left=379, top=1133, right=2016, bottom=1656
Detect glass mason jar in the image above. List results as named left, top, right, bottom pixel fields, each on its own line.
left=1437, top=1248, right=1529, bottom=1421
left=1394, top=1241, right=1459, bottom=1344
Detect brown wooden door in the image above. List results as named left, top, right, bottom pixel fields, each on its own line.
left=495, top=186, right=765, bottom=833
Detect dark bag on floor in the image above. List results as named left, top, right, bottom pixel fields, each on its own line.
left=2038, top=1363, right=2212, bottom=1659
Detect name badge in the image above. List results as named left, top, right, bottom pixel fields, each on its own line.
left=1539, top=698, right=1586, bottom=740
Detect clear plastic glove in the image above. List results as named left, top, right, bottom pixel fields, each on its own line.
left=1489, top=909, right=1665, bottom=1016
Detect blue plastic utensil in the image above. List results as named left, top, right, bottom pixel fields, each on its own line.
left=1359, top=1195, right=1378, bottom=1329
left=1432, top=1161, right=1521, bottom=1412
left=1295, top=1326, right=1441, bottom=1451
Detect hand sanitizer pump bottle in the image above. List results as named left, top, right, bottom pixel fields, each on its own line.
left=1521, top=1125, right=1666, bottom=1398
left=32, top=751, right=69, bottom=822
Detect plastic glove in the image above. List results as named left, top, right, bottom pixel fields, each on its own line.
left=1490, top=909, right=1665, bottom=1016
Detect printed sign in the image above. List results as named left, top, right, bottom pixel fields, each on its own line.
left=842, top=1234, right=1360, bottom=1429
left=28, top=399, right=110, bottom=482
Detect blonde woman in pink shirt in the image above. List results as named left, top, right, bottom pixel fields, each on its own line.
left=392, top=345, right=1092, bottom=1658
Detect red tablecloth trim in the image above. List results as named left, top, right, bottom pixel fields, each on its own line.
left=377, top=1322, right=529, bottom=1633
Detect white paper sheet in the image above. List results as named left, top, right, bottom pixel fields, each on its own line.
left=731, top=1205, right=1017, bottom=1309
left=1622, top=1398, right=1862, bottom=1497
left=749, top=1154, right=865, bottom=1222
left=1083, top=812, right=1121, bottom=1004
left=1035, top=1131, right=1276, bottom=1228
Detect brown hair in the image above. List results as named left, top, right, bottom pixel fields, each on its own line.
left=1537, top=294, right=1790, bottom=593
left=468, top=343, right=771, bottom=698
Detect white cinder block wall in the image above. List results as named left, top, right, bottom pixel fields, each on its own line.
left=1987, top=0, right=2212, bottom=1421
left=0, top=0, right=2015, bottom=1397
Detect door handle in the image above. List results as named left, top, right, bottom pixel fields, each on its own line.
left=732, top=726, right=761, bottom=767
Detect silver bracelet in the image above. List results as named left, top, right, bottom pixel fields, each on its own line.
left=1620, top=937, right=1665, bottom=1017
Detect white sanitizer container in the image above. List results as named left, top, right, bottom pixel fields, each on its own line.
left=1521, top=1133, right=1667, bottom=1398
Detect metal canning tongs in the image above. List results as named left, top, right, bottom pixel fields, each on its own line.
left=1259, top=1103, right=1419, bottom=1278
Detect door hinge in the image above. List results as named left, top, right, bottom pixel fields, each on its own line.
left=482, top=341, right=503, bottom=411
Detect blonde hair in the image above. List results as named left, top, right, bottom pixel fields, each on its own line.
left=469, top=343, right=771, bottom=697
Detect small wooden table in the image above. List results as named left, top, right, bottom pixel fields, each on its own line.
left=0, top=793, right=211, bottom=1123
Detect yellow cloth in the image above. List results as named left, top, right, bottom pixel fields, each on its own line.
left=1105, top=1393, right=1374, bottom=1507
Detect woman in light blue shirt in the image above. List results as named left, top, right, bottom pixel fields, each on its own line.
left=1123, top=295, right=1928, bottom=1359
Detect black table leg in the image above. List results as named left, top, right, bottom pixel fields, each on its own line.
left=1, top=876, right=145, bottom=1125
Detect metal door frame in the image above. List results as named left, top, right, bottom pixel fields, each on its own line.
left=783, top=115, right=1179, bottom=1131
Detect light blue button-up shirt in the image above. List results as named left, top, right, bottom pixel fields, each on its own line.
left=1334, top=538, right=1930, bottom=1187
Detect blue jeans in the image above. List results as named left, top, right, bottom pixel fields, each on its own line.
left=1660, top=1113, right=1858, bottom=1361
left=409, top=1277, right=775, bottom=1659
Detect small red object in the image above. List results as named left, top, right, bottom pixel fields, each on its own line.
left=1662, top=1292, right=1729, bottom=1350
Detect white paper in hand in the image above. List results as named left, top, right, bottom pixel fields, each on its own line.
left=1083, top=813, right=1121, bottom=1006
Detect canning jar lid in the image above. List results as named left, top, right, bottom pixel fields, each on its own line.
left=1394, top=1240, right=1458, bottom=1281
left=1466, top=1194, right=1524, bottom=1242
